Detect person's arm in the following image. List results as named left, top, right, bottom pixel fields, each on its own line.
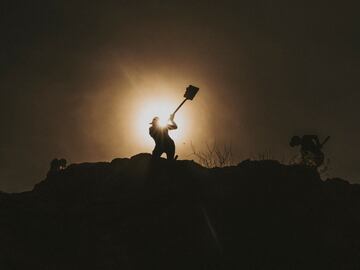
left=168, top=120, right=177, bottom=130
left=167, top=114, right=178, bottom=130
left=314, top=136, right=321, bottom=147
left=304, top=135, right=321, bottom=147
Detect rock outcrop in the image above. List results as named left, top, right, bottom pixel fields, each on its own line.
left=1, top=153, right=360, bottom=269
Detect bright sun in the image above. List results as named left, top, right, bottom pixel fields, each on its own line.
left=133, top=98, right=188, bottom=148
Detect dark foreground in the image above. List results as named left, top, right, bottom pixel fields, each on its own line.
left=1, top=153, right=360, bottom=270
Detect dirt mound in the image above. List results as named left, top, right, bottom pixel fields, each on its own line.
left=1, top=154, right=360, bottom=269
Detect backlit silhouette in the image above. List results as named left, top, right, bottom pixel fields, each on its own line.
left=149, top=114, right=178, bottom=160
left=149, top=85, right=199, bottom=160
left=290, top=135, right=330, bottom=168
left=47, top=158, right=67, bottom=177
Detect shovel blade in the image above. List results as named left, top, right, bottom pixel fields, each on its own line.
left=184, top=85, right=199, bottom=100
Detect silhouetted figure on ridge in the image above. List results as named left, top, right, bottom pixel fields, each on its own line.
left=149, top=114, right=177, bottom=160
left=290, top=135, right=330, bottom=168
left=47, top=158, right=67, bottom=177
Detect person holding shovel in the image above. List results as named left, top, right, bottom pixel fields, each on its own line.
left=149, top=85, right=199, bottom=160
left=290, top=135, right=330, bottom=168
left=149, top=113, right=177, bottom=160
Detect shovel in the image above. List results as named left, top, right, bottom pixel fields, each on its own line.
left=172, top=85, right=199, bottom=116
left=320, top=136, right=330, bottom=148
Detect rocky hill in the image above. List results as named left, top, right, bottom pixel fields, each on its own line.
left=1, top=153, right=360, bottom=269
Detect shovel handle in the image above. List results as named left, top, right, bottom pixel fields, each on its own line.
left=172, top=98, right=188, bottom=115
left=321, top=136, right=330, bottom=148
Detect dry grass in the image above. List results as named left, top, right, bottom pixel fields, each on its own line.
left=191, top=141, right=234, bottom=168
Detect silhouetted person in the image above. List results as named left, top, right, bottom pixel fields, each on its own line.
left=290, top=135, right=329, bottom=168
left=47, top=158, right=67, bottom=177
left=149, top=114, right=177, bottom=160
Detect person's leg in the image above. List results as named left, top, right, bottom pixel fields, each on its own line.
left=152, top=145, right=162, bottom=159
left=166, top=140, right=175, bottom=160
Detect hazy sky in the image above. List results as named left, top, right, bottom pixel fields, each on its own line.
left=1, top=1, right=359, bottom=192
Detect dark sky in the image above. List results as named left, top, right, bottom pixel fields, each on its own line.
left=1, top=1, right=359, bottom=192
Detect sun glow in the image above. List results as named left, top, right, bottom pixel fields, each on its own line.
left=133, top=97, right=188, bottom=149
left=157, top=117, right=169, bottom=128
